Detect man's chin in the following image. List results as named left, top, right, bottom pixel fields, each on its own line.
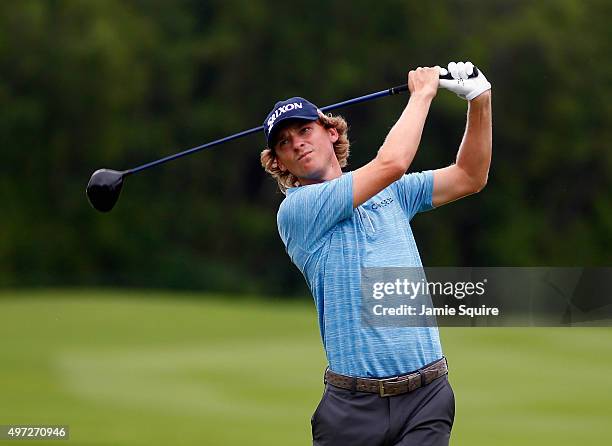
left=298, top=168, right=336, bottom=185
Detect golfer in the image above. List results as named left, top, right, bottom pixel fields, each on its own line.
left=260, top=61, right=491, bottom=446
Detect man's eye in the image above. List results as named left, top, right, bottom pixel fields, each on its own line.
left=301, top=126, right=311, bottom=134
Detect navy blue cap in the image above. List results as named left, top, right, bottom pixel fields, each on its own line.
left=264, top=97, right=321, bottom=147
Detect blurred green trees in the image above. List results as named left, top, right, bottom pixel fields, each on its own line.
left=1, top=0, right=610, bottom=294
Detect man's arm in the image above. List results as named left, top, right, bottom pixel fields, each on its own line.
left=432, top=90, right=492, bottom=207
left=352, top=67, right=439, bottom=208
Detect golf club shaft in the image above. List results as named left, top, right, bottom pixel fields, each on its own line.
left=126, top=65, right=479, bottom=176
left=125, top=83, right=410, bottom=176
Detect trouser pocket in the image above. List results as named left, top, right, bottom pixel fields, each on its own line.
left=446, top=379, right=456, bottom=423
left=311, top=384, right=330, bottom=426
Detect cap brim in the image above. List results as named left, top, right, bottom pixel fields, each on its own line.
left=267, top=115, right=320, bottom=147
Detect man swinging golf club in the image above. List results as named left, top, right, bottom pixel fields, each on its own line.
left=260, top=61, right=492, bottom=446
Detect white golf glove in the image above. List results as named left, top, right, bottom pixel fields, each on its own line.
left=439, top=61, right=491, bottom=100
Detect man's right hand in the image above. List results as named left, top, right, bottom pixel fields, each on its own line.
left=408, top=66, right=441, bottom=99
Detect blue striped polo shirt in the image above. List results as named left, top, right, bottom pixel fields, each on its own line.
left=277, top=170, right=443, bottom=378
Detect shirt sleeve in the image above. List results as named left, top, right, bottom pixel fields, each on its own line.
left=389, top=170, right=435, bottom=220
left=277, top=173, right=353, bottom=262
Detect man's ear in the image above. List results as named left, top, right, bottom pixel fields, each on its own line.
left=328, top=127, right=339, bottom=143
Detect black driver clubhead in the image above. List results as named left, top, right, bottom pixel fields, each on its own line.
left=86, top=169, right=125, bottom=212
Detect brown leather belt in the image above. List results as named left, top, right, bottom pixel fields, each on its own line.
left=324, top=357, right=448, bottom=397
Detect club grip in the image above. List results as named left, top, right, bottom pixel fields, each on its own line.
left=389, top=66, right=480, bottom=95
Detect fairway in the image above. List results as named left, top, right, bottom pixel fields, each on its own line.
left=1, top=290, right=611, bottom=445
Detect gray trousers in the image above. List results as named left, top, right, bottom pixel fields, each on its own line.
left=311, top=374, right=455, bottom=445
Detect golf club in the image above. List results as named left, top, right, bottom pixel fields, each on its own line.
left=86, top=68, right=479, bottom=212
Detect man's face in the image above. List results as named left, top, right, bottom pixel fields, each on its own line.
left=272, top=119, right=340, bottom=184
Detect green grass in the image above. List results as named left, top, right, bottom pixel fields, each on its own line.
left=1, top=289, right=611, bottom=445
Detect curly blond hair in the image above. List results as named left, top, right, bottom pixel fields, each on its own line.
left=260, top=113, right=350, bottom=193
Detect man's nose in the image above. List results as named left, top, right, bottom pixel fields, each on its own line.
left=292, top=136, right=306, bottom=149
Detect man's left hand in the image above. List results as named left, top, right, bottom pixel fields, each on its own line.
left=439, top=61, right=491, bottom=101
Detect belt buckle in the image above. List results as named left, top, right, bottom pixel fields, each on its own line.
left=378, top=376, right=398, bottom=397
